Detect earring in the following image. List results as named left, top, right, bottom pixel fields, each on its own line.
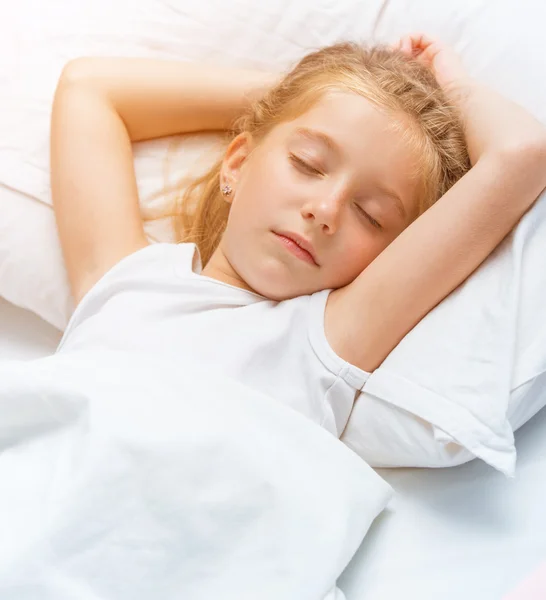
left=221, top=184, right=232, bottom=197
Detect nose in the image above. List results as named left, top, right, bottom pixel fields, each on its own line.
left=300, top=186, right=347, bottom=234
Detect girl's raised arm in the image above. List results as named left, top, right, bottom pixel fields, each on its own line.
left=50, top=57, right=276, bottom=307
left=325, top=36, right=546, bottom=373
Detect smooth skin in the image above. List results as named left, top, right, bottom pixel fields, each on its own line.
left=204, top=90, right=422, bottom=299
left=50, top=36, right=546, bottom=373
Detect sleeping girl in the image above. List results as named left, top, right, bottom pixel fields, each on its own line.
left=50, top=34, right=546, bottom=437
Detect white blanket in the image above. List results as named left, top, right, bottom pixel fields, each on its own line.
left=0, top=349, right=392, bottom=600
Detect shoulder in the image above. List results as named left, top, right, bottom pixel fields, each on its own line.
left=276, top=289, right=371, bottom=389
left=63, top=242, right=197, bottom=323
left=97, top=242, right=198, bottom=283
left=262, top=289, right=371, bottom=436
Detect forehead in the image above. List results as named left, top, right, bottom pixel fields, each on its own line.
left=287, top=91, right=412, bottom=158
left=295, top=91, right=395, bottom=133
left=277, top=91, right=421, bottom=218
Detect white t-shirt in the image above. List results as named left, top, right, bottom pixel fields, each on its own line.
left=56, top=243, right=371, bottom=437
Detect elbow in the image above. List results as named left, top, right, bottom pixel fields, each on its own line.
left=57, top=58, right=102, bottom=90
left=488, top=133, right=546, bottom=183
left=525, top=134, right=546, bottom=165
left=494, top=134, right=546, bottom=198
left=517, top=135, right=546, bottom=175
left=59, top=58, right=88, bottom=83
left=55, top=59, right=115, bottom=110
left=497, top=132, right=546, bottom=164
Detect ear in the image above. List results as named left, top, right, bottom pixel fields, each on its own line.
left=220, top=132, right=254, bottom=204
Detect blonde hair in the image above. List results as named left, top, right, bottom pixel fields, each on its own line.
left=166, top=42, right=470, bottom=266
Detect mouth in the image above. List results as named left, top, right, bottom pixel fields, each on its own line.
left=273, top=231, right=319, bottom=266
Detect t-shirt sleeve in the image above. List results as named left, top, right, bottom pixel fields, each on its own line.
left=307, top=289, right=372, bottom=391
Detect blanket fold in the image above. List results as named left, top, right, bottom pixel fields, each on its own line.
left=0, top=350, right=392, bottom=600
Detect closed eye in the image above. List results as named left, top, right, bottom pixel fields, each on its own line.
left=290, top=154, right=383, bottom=229
left=289, top=154, right=323, bottom=176
left=355, top=203, right=383, bottom=229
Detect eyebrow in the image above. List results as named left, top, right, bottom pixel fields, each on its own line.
left=294, top=126, right=342, bottom=156
left=293, top=126, right=407, bottom=220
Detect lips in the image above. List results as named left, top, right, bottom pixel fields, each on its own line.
left=274, top=231, right=319, bottom=266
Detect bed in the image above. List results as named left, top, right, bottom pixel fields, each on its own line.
left=2, top=295, right=545, bottom=599
left=3, top=1, right=546, bottom=596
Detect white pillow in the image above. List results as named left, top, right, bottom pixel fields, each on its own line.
left=1, top=0, right=545, bottom=476
left=339, top=0, right=546, bottom=477
left=0, top=0, right=377, bottom=326
left=341, top=192, right=546, bottom=477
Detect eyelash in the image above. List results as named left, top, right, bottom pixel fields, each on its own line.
left=355, top=204, right=382, bottom=229
left=289, top=154, right=383, bottom=230
left=289, top=153, right=322, bottom=176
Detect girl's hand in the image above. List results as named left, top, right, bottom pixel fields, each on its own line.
left=393, top=33, right=546, bottom=167
left=393, top=33, right=470, bottom=95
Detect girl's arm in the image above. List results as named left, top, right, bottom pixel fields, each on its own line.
left=51, top=58, right=276, bottom=306
left=325, top=37, right=546, bottom=373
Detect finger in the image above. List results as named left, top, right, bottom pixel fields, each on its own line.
left=399, top=33, right=423, bottom=57
left=407, top=33, right=436, bottom=53
left=416, top=33, right=442, bottom=53
left=401, top=35, right=413, bottom=55
left=410, top=36, right=426, bottom=58
left=420, top=43, right=441, bottom=63
left=413, top=33, right=429, bottom=49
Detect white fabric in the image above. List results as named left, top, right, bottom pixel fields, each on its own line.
left=339, top=404, right=546, bottom=599
left=0, top=346, right=392, bottom=600
left=339, top=0, right=546, bottom=478
left=1, top=0, right=546, bottom=475
left=342, top=193, right=546, bottom=477
left=56, top=241, right=371, bottom=438
left=0, top=0, right=379, bottom=330
left=4, top=301, right=546, bottom=600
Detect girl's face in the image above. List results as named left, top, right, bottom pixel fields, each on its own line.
left=203, top=91, right=422, bottom=300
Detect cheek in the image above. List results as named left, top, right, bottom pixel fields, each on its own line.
left=343, top=240, right=373, bottom=274
left=330, top=226, right=382, bottom=283
left=233, top=158, right=295, bottom=225
left=238, top=157, right=284, bottom=206
left=228, top=180, right=266, bottom=226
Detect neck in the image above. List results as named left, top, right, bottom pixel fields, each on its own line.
left=201, top=247, right=256, bottom=294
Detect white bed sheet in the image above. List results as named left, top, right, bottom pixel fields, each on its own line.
left=0, top=296, right=61, bottom=359
left=1, top=296, right=545, bottom=599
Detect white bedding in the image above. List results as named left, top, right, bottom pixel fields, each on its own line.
left=1, top=297, right=545, bottom=599
left=0, top=297, right=391, bottom=600
left=0, top=296, right=62, bottom=360
left=340, top=406, right=546, bottom=598
left=3, top=0, right=546, bottom=478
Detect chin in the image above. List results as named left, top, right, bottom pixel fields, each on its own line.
left=246, top=266, right=322, bottom=301
left=247, top=274, right=295, bottom=301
